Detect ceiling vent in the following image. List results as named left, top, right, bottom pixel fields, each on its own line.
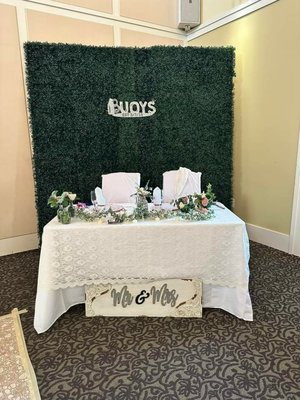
left=177, top=0, right=200, bottom=32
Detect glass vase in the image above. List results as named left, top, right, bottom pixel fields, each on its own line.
left=68, top=201, right=75, bottom=217
left=136, top=195, right=149, bottom=218
left=57, top=205, right=64, bottom=222
left=61, top=208, right=71, bottom=224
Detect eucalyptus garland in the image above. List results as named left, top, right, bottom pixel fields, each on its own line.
left=75, top=206, right=214, bottom=224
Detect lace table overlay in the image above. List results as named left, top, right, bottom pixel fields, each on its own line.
left=38, top=207, right=250, bottom=291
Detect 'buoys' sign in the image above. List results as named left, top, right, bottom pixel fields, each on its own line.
left=107, top=98, right=156, bottom=118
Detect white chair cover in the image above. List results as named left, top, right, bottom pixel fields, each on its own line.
left=163, top=167, right=202, bottom=203
left=102, top=172, right=141, bottom=203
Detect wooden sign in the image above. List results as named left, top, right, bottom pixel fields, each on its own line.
left=85, top=279, right=202, bottom=318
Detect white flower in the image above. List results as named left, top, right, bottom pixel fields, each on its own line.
left=105, top=213, right=114, bottom=223
left=132, top=219, right=138, bottom=224
left=155, top=217, right=160, bottom=222
left=68, top=193, right=76, bottom=201
left=179, top=202, right=184, bottom=209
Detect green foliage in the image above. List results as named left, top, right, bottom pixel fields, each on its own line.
left=205, top=183, right=217, bottom=207
left=24, top=42, right=235, bottom=239
left=47, top=190, right=77, bottom=208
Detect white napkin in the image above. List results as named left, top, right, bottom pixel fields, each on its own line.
left=95, top=187, right=106, bottom=205
left=153, top=187, right=162, bottom=205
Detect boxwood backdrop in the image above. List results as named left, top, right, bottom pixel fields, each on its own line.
left=24, top=42, right=235, bottom=237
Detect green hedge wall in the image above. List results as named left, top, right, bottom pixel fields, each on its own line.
left=24, top=42, right=235, bottom=237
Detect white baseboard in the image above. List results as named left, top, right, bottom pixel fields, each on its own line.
left=0, top=233, right=39, bottom=256
left=246, top=223, right=290, bottom=253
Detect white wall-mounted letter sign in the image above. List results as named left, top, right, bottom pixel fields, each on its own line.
left=107, top=98, right=156, bottom=118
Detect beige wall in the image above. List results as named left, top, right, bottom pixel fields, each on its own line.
left=0, top=4, right=37, bottom=239
left=27, top=11, right=114, bottom=45
left=0, top=1, right=183, bottom=246
left=121, top=29, right=183, bottom=47
left=53, top=0, right=112, bottom=14
left=120, top=0, right=177, bottom=28
left=190, top=0, right=300, bottom=234
left=201, top=0, right=247, bottom=24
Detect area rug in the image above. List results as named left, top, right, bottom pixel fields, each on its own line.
left=0, top=309, right=40, bottom=400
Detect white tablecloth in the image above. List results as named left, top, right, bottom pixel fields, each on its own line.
left=34, top=206, right=253, bottom=333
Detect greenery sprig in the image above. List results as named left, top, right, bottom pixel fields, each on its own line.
left=131, top=180, right=152, bottom=199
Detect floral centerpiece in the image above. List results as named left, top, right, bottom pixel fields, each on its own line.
left=132, top=180, right=152, bottom=200
left=48, top=191, right=77, bottom=224
left=174, top=183, right=216, bottom=215
left=131, top=180, right=152, bottom=219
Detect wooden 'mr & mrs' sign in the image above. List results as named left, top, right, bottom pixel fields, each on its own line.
left=85, top=279, right=202, bottom=318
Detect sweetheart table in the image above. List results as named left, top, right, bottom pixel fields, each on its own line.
left=34, top=206, right=253, bottom=333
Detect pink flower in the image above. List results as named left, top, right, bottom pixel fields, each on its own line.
left=201, top=197, right=208, bottom=207
left=77, top=202, right=86, bottom=209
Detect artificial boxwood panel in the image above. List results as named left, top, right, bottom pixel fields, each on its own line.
left=24, top=42, right=235, bottom=237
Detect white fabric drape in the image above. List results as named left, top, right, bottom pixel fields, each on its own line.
left=163, top=167, right=202, bottom=203
left=34, top=284, right=253, bottom=334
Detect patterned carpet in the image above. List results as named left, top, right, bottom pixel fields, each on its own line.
left=0, top=242, right=299, bottom=400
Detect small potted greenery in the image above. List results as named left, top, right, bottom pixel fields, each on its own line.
left=131, top=180, right=152, bottom=219
left=48, top=191, right=77, bottom=224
